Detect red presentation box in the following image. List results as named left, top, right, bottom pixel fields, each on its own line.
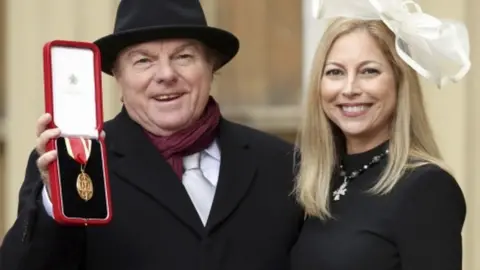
left=43, top=40, right=112, bottom=225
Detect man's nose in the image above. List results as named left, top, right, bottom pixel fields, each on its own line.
left=153, top=62, right=178, bottom=84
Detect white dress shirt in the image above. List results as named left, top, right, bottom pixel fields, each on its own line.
left=42, top=140, right=221, bottom=226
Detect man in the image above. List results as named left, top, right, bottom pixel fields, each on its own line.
left=0, top=0, right=304, bottom=269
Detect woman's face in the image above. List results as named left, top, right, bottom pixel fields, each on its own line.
left=321, top=30, right=397, bottom=153
left=114, top=39, right=214, bottom=136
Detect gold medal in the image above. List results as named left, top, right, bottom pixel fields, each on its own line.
left=65, top=137, right=94, bottom=201
left=76, top=171, right=94, bottom=201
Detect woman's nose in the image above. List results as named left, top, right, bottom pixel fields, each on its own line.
left=341, top=77, right=361, bottom=97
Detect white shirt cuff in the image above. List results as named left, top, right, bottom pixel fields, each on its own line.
left=41, top=185, right=54, bottom=218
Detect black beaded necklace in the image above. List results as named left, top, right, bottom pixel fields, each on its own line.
left=332, top=148, right=389, bottom=201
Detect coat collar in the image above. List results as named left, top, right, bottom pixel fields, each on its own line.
left=105, top=108, right=257, bottom=237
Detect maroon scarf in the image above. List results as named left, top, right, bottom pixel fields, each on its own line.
left=145, top=96, right=221, bottom=179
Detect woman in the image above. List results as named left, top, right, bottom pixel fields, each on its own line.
left=290, top=9, right=468, bottom=270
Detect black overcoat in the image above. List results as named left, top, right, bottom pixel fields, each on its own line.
left=0, top=108, right=304, bottom=270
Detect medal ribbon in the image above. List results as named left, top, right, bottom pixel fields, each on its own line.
left=64, top=137, right=92, bottom=166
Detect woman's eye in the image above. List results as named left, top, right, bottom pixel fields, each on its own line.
left=362, top=68, right=380, bottom=75
left=325, top=69, right=343, bottom=76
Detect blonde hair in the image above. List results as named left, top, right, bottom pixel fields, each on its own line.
left=294, top=18, right=451, bottom=220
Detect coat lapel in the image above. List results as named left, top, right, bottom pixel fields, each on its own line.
left=105, top=110, right=259, bottom=236
left=105, top=109, right=205, bottom=237
left=205, top=119, right=258, bottom=233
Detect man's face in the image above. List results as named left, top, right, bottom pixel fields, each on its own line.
left=114, top=39, right=214, bottom=136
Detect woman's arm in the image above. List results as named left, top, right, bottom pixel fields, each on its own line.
left=393, top=165, right=466, bottom=270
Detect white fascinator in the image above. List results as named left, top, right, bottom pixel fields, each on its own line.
left=312, top=0, right=471, bottom=88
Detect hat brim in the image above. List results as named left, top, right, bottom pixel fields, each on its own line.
left=93, top=25, right=239, bottom=75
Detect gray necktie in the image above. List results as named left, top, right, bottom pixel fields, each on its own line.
left=182, top=152, right=215, bottom=226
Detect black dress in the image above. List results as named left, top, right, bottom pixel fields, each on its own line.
left=290, top=141, right=466, bottom=270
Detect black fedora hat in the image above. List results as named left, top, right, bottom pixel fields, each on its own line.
left=93, top=0, right=240, bottom=75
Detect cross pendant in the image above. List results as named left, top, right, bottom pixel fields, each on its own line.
left=333, top=177, right=348, bottom=201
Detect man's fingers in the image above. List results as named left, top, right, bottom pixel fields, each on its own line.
left=35, top=128, right=61, bottom=154
left=36, top=113, right=52, bottom=137
left=37, top=150, right=56, bottom=189
left=36, top=150, right=57, bottom=177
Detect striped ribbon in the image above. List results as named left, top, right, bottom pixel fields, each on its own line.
left=64, top=137, right=92, bottom=165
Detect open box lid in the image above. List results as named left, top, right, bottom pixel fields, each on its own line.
left=43, top=40, right=104, bottom=139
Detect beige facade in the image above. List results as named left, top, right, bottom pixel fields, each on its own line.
left=0, top=0, right=478, bottom=268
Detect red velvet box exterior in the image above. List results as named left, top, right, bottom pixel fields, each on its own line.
left=42, top=40, right=112, bottom=225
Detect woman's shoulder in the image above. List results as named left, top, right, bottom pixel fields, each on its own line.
left=392, top=162, right=466, bottom=215
left=386, top=163, right=467, bottom=258
left=400, top=163, right=458, bottom=189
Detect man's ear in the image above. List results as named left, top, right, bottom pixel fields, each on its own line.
left=111, top=66, right=118, bottom=77
left=110, top=63, right=125, bottom=103
left=111, top=58, right=121, bottom=77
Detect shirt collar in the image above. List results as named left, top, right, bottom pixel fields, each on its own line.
left=204, top=140, right=220, bottom=161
